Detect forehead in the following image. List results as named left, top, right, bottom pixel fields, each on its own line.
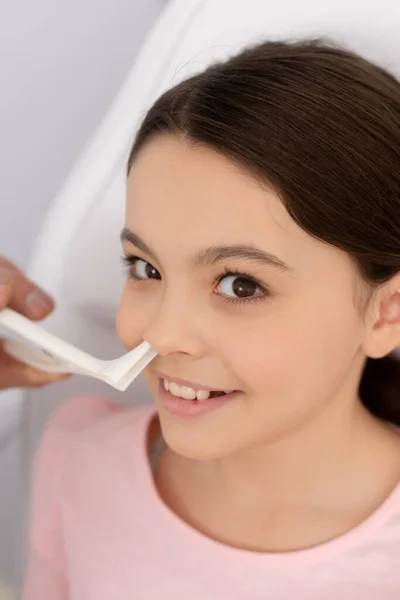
left=128, top=137, right=297, bottom=239
left=125, top=135, right=348, bottom=277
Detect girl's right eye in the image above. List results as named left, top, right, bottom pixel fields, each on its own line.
left=121, top=255, right=160, bottom=280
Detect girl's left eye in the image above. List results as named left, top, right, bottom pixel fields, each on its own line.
left=121, top=255, right=270, bottom=306
left=213, top=267, right=269, bottom=305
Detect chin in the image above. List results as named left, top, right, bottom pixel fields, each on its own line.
left=155, top=405, right=238, bottom=461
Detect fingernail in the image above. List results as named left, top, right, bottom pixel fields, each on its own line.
left=26, top=288, right=54, bottom=312
left=0, top=267, right=13, bottom=288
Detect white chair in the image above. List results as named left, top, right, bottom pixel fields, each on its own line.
left=8, top=0, right=400, bottom=590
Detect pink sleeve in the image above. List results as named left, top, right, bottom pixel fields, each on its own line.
left=21, top=395, right=119, bottom=599
left=21, top=407, right=70, bottom=600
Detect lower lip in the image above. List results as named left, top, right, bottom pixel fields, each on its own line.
left=157, top=378, right=241, bottom=418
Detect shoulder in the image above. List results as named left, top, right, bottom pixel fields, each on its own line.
left=43, top=395, right=125, bottom=434
left=43, top=394, right=153, bottom=435
left=34, top=396, right=154, bottom=476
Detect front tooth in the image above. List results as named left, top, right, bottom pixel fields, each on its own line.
left=168, top=381, right=197, bottom=400
left=196, top=390, right=210, bottom=401
left=169, top=382, right=183, bottom=397
left=181, top=386, right=197, bottom=400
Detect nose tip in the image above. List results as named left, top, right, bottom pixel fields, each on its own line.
left=142, top=333, right=201, bottom=359
left=142, top=322, right=191, bottom=357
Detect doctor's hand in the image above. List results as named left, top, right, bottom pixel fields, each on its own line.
left=0, top=256, right=71, bottom=390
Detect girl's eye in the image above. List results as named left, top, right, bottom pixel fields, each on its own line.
left=213, top=268, right=269, bottom=306
left=121, top=256, right=269, bottom=306
left=122, top=255, right=161, bottom=281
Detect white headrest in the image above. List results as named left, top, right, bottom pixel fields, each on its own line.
left=30, top=0, right=400, bottom=331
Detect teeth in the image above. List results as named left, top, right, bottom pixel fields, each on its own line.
left=163, top=378, right=211, bottom=401
left=162, top=378, right=235, bottom=401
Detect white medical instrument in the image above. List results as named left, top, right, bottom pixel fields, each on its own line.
left=0, top=308, right=157, bottom=391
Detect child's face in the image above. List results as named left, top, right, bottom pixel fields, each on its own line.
left=117, top=134, right=369, bottom=459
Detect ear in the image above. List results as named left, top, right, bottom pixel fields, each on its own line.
left=362, top=273, right=400, bottom=359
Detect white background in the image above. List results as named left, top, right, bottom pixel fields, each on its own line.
left=1, top=0, right=166, bottom=269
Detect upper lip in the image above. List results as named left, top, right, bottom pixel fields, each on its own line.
left=151, top=368, right=234, bottom=392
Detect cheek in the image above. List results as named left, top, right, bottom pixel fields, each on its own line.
left=239, top=336, right=294, bottom=395
left=225, top=305, right=350, bottom=402
left=116, top=286, right=146, bottom=349
left=216, top=315, right=293, bottom=394
left=236, top=302, right=362, bottom=424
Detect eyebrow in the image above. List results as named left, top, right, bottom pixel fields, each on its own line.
left=120, top=227, right=293, bottom=273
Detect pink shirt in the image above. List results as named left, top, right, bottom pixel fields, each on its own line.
left=22, top=395, right=400, bottom=599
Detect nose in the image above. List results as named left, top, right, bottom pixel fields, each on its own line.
left=143, top=294, right=204, bottom=357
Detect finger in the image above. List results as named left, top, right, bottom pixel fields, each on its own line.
left=0, top=366, right=71, bottom=390
left=0, top=341, right=71, bottom=390
left=0, top=271, right=13, bottom=307
left=0, top=257, right=55, bottom=320
left=13, top=366, right=72, bottom=389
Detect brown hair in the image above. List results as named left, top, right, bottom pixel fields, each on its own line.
left=127, top=38, right=400, bottom=426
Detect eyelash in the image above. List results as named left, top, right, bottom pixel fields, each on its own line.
left=121, top=255, right=270, bottom=306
